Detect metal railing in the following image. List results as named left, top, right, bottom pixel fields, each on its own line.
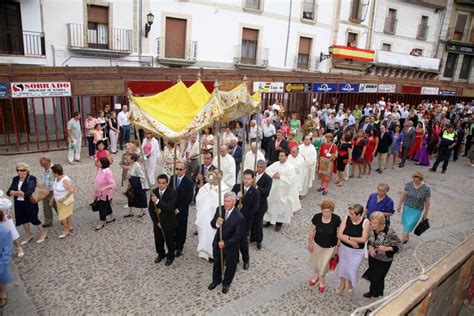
left=234, top=45, right=269, bottom=67
left=66, top=23, right=132, bottom=52
left=384, top=17, right=398, bottom=34
left=293, top=53, right=317, bottom=70
left=156, top=37, right=198, bottom=60
left=244, top=0, right=261, bottom=10
left=417, top=24, right=429, bottom=40
left=0, top=31, right=45, bottom=56
left=446, top=26, right=473, bottom=43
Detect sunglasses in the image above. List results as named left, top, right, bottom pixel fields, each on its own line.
left=175, top=168, right=184, bottom=171
left=17, top=169, right=27, bottom=172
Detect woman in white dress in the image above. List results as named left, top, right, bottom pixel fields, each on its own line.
left=162, top=141, right=181, bottom=178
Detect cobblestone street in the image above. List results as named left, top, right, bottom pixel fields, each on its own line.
left=1, top=149, right=473, bottom=315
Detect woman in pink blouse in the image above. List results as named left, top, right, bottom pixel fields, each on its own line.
left=93, top=157, right=116, bottom=230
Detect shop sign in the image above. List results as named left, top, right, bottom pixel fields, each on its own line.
left=285, top=82, right=312, bottom=92
left=359, top=83, right=378, bottom=93
left=11, top=82, right=72, bottom=98
left=312, top=83, right=337, bottom=93
left=421, top=87, right=440, bottom=95
left=0, top=82, right=8, bottom=98
left=337, top=83, right=359, bottom=93
left=401, top=85, right=421, bottom=94
left=438, top=90, right=456, bottom=96
left=378, top=84, right=396, bottom=93
left=446, top=44, right=474, bottom=55
left=252, top=82, right=284, bottom=93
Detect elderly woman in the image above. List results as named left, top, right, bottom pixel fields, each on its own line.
left=125, top=153, right=148, bottom=218
left=51, top=164, right=74, bottom=239
left=7, top=163, right=47, bottom=244
left=365, top=183, right=394, bottom=225
left=163, top=141, right=181, bottom=178
left=307, top=199, right=341, bottom=293
left=0, top=210, right=14, bottom=307
left=93, top=157, right=116, bottom=230
left=336, top=204, right=370, bottom=294
left=397, top=172, right=431, bottom=243
left=362, top=212, right=402, bottom=300
left=317, top=133, right=337, bottom=195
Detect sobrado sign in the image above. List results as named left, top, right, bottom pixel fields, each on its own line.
left=11, top=82, right=72, bottom=98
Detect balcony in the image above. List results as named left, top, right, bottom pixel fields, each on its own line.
left=0, top=31, right=45, bottom=56
left=406, top=0, right=447, bottom=8
left=384, top=17, right=398, bottom=35
left=446, top=27, right=474, bottom=44
left=375, top=50, right=440, bottom=72
left=293, top=54, right=319, bottom=71
left=66, top=23, right=132, bottom=56
left=234, top=45, right=269, bottom=69
left=417, top=24, right=429, bottom=40
left=156, top=37, right=197, bottom=67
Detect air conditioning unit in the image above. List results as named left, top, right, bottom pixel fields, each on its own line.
left=303, top=11, right=314, bottom=19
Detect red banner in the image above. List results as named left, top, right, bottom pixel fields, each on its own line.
left=126, top=81, right=174, bottom=96
left=401, top=85, right=421, bottom=94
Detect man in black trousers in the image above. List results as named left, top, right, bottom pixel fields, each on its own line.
left=250, top=160, right=272, bottom=250
left=399, top=121, right=415, bottom=168
left=231, top=169, right=260, bottom=270
left=170, top=161, right=195, bottom=257
left=208, top=192, right=245, bottom=294
left=150, top=174, right=178, bottom=266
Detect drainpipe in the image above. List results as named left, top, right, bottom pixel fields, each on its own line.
left=138, top=0, right=143, bottom=57
left=433, top=8, right=446, bottom=59
left=284, top=0, right=293, bottom=67
left=366, top=0, right=376, bottom=50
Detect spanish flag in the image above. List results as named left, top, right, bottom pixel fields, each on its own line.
left=331, top=45, right=375, bottom=62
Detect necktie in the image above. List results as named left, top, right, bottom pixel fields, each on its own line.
left=177, top=177, right=181, bottom=187
left=225, top=211, right=229, bottom=221
left=159, top=191, right=163, bottom=199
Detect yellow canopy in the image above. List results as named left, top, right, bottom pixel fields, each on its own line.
left=188, top=80, right=211, bottom=107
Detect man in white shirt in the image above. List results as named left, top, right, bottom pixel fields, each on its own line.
left=262, top=118, right=276, bottom=159
left=67, top=112, right=82, bottom=164
left=117, top=105, right=131, bottom=151
left=185, top=134, right=200, bottom=177
left=243, top=142, right=265, bottom=171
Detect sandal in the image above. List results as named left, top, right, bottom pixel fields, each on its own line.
left=36, top=235, right=48, bottom=244
left=95, top=222, right=105, bottom=231
left=335, top=287, right=345, bottom=295
left=309, top=277, right=319, bottom=287
left=20, top=236, right=33, bottom=246
left=137, top=212, right=146, bottom=218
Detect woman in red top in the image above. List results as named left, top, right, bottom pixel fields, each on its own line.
left=317, top=134, right=337, bottom=195
left=408, top=122, right=424, bottom=159
left=363, top=129, right=379, bottom=175
left=287, top=130, right=300, bottom=151
left=95, top=140, right=113, bottom=168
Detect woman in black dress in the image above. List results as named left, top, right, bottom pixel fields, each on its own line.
left=335, top=132, right=353, bottom=187
left=6, top=162, right=47, bottom=245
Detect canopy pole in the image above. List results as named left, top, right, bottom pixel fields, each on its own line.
left=239, top=115, right=247, bottom=208
left=173, top=144, right=177, bottom=189
left=253, top=101, right=263, bottom=172
left=216, top=121, right=224, bottom=279
left=136, top=131, right=167, bottom=244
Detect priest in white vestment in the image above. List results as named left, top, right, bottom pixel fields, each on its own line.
left=243, top=142, right=265, bottom=171
left=288, top=147, right=305, bottom=196
left=195, top=179, right=229, bottom=260
left=298, top=135, right=317, bottom=196
left=213, top=145, right=236, bottom=189
left=263, top=151, right=301, bottom=231
left=141, top=133, right=160, bottom=186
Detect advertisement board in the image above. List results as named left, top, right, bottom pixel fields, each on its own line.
left=11, top=82, right=72, bottom=98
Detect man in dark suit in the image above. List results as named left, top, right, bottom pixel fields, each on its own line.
left=150, top=174, right=178, bottom=266
left=269, top=130, right=289, bottom=164
left=229, top=137, right=243, bottom=182
left=208, top=192, right=245, bottom=294
left=250, top=159, right=272, bottom=249
left=399, top=121, right=415, bottom=168
left=376, top=125, right=393, bottom=173
left=193, top=151, right=216, bottom=194
left=231, top=169, right=260, bottom=270
left=170, top=161, right=195, bottom=257
left=360, top=116, right=373, bottom=135
left=333, top=122, right=343, bottom=144
left=383, top=114, right=397, bottom=134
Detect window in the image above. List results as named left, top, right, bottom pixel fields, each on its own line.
left=384, top=9, right=397, bottom=34
left=0, top=2, right=24, bottom=55
left=87, top=5, right=109, bottom=49
left=347, top=32, right=358, bottom=47
left=297, top=37, right=312, bottom=69
left=443, top=53, right=458, bottom=78
left=244, top=0, right=261, bottom=11
left=302, top=0, right=315, bottom=20
left=417, top=16, right=429, bottom=40
left=350, top=0, right=362, bottom=21
left=165, top=17, right=187, bottom=59
left=382, top=43, right=391, bottom=51
left=459, top=55, right=472, bottom=80
left=241, top=28, right=259, bottom=64
left=454, top=14, right=468, bottom=41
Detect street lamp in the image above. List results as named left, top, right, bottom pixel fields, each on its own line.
left=320, top=46, right=333, bottom=61
left=144, top=12, right=154, bottom=38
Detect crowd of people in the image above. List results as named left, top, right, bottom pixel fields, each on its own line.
left=0, top=97, right=472, bottom=308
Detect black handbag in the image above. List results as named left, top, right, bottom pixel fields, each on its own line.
left=90, top=199, right=99, bottom=212
left=414, top=219, right=430, bottom=236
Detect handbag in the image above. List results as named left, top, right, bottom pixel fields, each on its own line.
left=29, top=184, right=50, bottom=204
left=414, top=218, right=430, bottom=236
left=62, top=194, right=74, bottom=206
left=90, top=199, right=100, bottom=212
left=329, top=254, right=339, bottom=271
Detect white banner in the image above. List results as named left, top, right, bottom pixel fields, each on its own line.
left=359, top=83, right=378, bottom=93
left=378, top=84, right=396, bottom=93
left=11, top=82, right=72, bottom=98
left=252, top=81, right=284, bottom=93
left=421, top=87, right=440, bottom=95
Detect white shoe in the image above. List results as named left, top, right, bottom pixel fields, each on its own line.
left=123, top=204, right=129, bottom=208
left=17, top=247, right=24, bottom=259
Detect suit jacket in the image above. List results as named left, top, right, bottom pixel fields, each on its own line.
left=169, top=175, right=194, bottom=212
left=230, top=145, right=243, bottom=167
left=333, top=129, right=343, bottom=144
left=192, top=164, right=216, bottom=183
left=360, top=123, right=373, bottom=135
left=231, top=184, right=260, bottom=222
left=256, top=172, right=272, bottom=212
left=377, top=131, right=393, bottom=153
left=7, top=175, right=39, bottom=211
left=211, top=206, right=245, bottom=251
left=384, top=120, right=397, bottom=133
left=148, top=186, right=178, bottom=231
left=403, top=127, right=416, bottom=148
left=269, top=139, right=289, bottom=163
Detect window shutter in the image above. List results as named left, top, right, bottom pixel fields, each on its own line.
left=299, top=37, right=311, bottom=54
left=242, top=28, right=258, bottom=42
left=88, top=5, right=108, bottom=24
left=455, top=14, right=467, bottom=33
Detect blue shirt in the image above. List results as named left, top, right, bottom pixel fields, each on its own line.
left=366, top=192, right=394, bottom=218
